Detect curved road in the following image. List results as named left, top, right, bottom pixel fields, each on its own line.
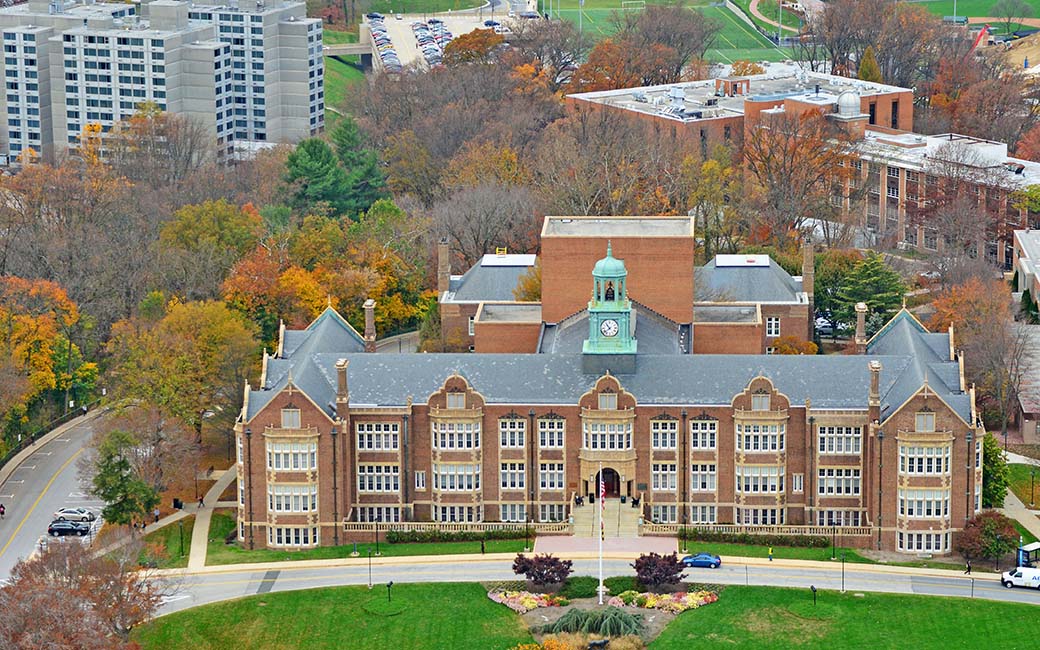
left=160, top=556, right=1040, bottom=615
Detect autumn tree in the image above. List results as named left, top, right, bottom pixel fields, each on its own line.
left=514, top=259, right=542, bottom=301
left=772, top=336, right=818, bottom=354
left=683, top=155, right=745, bottom=259
left=509, top=18, right=588, bottom=92
left=107, top=102, right=213, bottom=190
left=956, top=510, right=1019, bottom=566
left=445, top=141, right=529, bottom=189
left=857, top=46, right=882, bottom=82
left=430, top=183, right=540, bottom=268
left=731, top=60, right=765, bottom=76
left=443, top=28, right=505, bottom=66
left=742, top=110, right=856, bottom=246
left=612, top=4, right=721, bottom=83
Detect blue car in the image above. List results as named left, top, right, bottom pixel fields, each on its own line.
left=682, top=552, right=722, bottom=568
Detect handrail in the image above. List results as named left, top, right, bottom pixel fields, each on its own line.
left=342, top=521, right=572, bottom=534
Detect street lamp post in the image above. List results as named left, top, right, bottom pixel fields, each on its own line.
left=368, top=549, right=373, bottom=589
left=179, top=520, right=185, bottom=557
left=831, top=524, right=836, bottom=560
left=375, top=518, right=381, bottom=556
left=1031, top=467, right=1036, bottom=507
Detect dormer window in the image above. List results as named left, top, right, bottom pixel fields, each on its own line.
left=751, top=394, right=770, bottom=411
left=446, top=393, right=466, bottom=409
left=598, top=393, right=617, bottom=410
left=280, top=408, right=301, bottom=429
left=915, top=412, right=935, bottom=432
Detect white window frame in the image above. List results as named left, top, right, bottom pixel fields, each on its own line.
left=539, top=462, right=564, bottom=490
left=539, top=503, right=566, bottom=522
left=500, top=503, right=526, bottom=522
left=598, top=393, right=618, bottom=410
left=415, top=470, right=426, bottom=490
left=690, top=420, right=717, bottom=449
left=356, top=422, right=400, bottom=451
left=766, top=316, right=780, bottom=337
left=539, top=418, right=565, bottom=448
left=499, top=418, right=526, bottom=449
left=651, top=419, right=678, bottom=449
left=651, top=463, right=677, bottom=491
left=915, top=412, right=936, bottom=432
left=792, top=473, right=804, bottom=493
left=689, top=504, right=717, bottom=524
left=500, top=462, right=526, bottom=490
left=818, top=426, right=862, bottom=455
left=691, top=463, right=716, bottom=492
left=751, top=394, right=770, bottom=411
left=357, top=465, right=400, bottom=493
left=280, top=408, right=301, bottom=429
left=446, top=393, right=466, bottom=409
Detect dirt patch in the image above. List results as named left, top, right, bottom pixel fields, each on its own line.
left=520, top=598, right=676, bottom=645
left=740, top=606, right=831, bottom=645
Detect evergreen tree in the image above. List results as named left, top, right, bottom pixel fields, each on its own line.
left=330, top=117, right=388, bottom=218
left=90, top=429, right=159, bottom=530
left=982, top=432, right=1010, bottom=507
left=858, top=46, right=882, bottom=83
left=835, top=251, right=906, bottom=330
left=284, top=138, right=351, bottom=215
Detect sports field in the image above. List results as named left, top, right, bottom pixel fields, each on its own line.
left=545, top=0, right=795, bottom=62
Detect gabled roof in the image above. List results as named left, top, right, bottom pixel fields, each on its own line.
left=444, top=254, right=537, bottom=303
left=695, top=256, right=805, bottom=303
left=538, top=300, right=688, bottom=355
left=867, top=309, right=970, bottom=423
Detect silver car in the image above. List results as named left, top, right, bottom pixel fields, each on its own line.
left=52, top=507, right=96, bottom=522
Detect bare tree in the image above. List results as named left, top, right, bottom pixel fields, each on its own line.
left=510, top=18, right=589, bottom=92
left=430, top=183, right=541, bottom=268
left=107, top=103, right=214, bottom=191
left=612, top=4, right=721, bottom=82
left=991, top=0, right=1033, bottom=37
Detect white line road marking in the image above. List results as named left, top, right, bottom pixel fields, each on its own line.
left=0, top=494, right=14, bottom=498
left=68, top=492, right=91, bottom=498
left=6, top=480, right=23, bottom=484
left=34, top=452, right=52, bottom=456
left=13, top=466, right=35, bottom=470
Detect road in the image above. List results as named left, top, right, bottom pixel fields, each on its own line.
left=0, top=415, right=104, bottom=580
left=160, top=556, right=1040, bottom=615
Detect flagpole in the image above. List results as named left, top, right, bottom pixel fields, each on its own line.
left=598, top=461, right=604, bottom=605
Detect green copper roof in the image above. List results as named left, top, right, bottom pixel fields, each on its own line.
left=592, top=241, right=627, bottom=278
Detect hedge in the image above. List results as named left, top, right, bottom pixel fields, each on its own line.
left=677, top=528, right=830, bottom=548
left=385, top=527, right=532, bottom=544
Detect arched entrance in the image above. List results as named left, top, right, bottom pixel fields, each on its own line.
left=596, top=468, right=621, bottom=498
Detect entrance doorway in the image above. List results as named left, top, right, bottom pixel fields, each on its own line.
left=596, top=468, right=621, bottom=498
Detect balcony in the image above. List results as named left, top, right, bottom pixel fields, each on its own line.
left=262, top=425, right=319, bottom=438
left=429, top=406, right=483, bottom=419
left=579, top=447, right=636, bottom=464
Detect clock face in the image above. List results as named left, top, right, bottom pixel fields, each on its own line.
left=600, top=319, right=620, bottom=337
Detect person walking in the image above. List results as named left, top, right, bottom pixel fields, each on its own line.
left=964, top=559, right=972, bottom=575
left=480, top=539, right=486, bottom=554
left=768, top=546, right=774, bottom=562
left=0, top=502, right=6, bottom=520
left=198, top=496, right=205, bottom=509
left=153, top=507, right=160, bottom=523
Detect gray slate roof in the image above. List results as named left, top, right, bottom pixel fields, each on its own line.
left=446, top=256, right=535, bottom=303
left=246, top=308, right=971, bottom=426
left=695, top=257, right=804, bottom=303
left=539, top=301, right=688, bottom=355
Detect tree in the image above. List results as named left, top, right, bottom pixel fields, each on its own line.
left=514, top=259, right=541, bottom=302
left=955, top=510, right=1019, bottom=565
left=513, top=553, right=573, bottom=588
left=612, top=4, right=721, bottom=83
left=430, top=183, right=541, bottom=268
left=90, top=428, right=160, bottom=530
left=982, top=432, right=1010, bottom=508
left=857, top=46, right=882, bottom=82
left=814, top=249, right=863, bottom=334
left=284, top=138, right=351, bottom=215
left=731, top=60, right=765, bottom=76
left=443, top=28, right=505, bottom=66
left=834, top=252, right=906, bottom=330
left=742, top=110, right=856, bottom=246
left=991, top=0, right=1033, bottom=38
left=632, top=552, right=686, bottom=591
left=107, top=103, right=213, bottom=190
left=772, top=336, right=818, bottom=354
left=509, top=18, right=589, bottom=92
left=684, top=156, right=745, bottom=260
left=329, top=116, right=388, bottom=216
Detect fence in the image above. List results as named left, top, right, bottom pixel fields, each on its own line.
left=642, top=523, right=873, bottom=537
left=0, top=398, right=103, bottom=472
left=343, top=521, right=573, bottom=535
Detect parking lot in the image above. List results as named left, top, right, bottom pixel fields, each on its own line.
left=369, top=9, right=528, bottom=67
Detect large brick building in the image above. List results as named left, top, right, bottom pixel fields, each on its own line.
left=234, top=243, right=984, bottom=555
left=568, top=65, right=1040, bottom=269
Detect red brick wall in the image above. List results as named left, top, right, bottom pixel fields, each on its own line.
left=541, top=234, right=696, bottom=323
left=474, top=321, right=542, bottom=353
left=692, top=322, right=764, bottom=354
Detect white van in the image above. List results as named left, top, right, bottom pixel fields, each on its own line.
left=1001, top=566, right=1040, bottom=589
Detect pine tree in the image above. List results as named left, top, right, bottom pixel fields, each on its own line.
left=90, top=429, right=159, bottom=530
left=835, top=252, right=906, bottom=328
left=330, top=117, right=387, bottom=218
left=284, top=138, right=351, bottom=215
left=858, top=46, right=883, bottom=83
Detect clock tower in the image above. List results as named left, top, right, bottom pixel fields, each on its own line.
left=583, top=242, right=637, bottom=374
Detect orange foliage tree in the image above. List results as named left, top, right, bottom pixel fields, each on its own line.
left=772, top=336, right=818, bottom=355
left=443, top=28, right=505, bottom=66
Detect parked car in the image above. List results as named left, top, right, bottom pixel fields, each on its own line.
left=681, top=552, right=722, bottom=568
left=1002, top=566, right=1040, bottom=589
left=48, top=520, right=90, bottom=537
left=53, top=507, right=96, bottom=522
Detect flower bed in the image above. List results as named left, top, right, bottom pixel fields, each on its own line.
left=488, top=590, right=570, bottom=614
left=607, top=590, right=719, bottom=614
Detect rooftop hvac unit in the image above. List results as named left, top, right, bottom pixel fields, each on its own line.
left=632, top=90, right=648, bottom=103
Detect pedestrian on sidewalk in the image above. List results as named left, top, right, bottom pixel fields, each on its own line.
left=0, top=502, right=6, bottom=519
left=964, top=559, right=972, bottom=575
left=480, top=539, right=486, bottom=554
left=768, top=546, right=773, bottom=561
left=198, top=496, right=205, bottom=509
left=153, top=507, right=160, bottom=523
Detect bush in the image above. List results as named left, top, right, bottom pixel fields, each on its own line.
left=632, top=552, right=685, bottom=591
left=513, top=553, right=573, bottom=587
left=956, top=510, right=1020, bottom=563
left=604, top=576, right=638, bottom=595
left=678, top=528, right=829, bottom=548
left=559, top=576, right=599, bottom=599
left=384, top=527, right=530, bottom=544
left=541, top=608, right=646, bottom=637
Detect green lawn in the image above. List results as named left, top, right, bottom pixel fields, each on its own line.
left=731, top=0, right=801, bottom=34
left=650, top=585, right=1040, bottom=649
left=139, top=516, right=194, bottom=569
left=133, top=583, right=533, bottom=650
left=915, top=0, right=1040, bottom=19
left=677, top=539, right=970, bottom=571
left=322, top=28, right=364, bottom=124
left=1013, top=519, right=1039, bottom=545
left=1009, top=463, right=1040, bottom=509
left=207, top=513, right=529, bottom=566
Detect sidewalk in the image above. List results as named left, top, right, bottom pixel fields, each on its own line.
left=93, top=508, right=194, bottom=557
left=1000, top=489, right=1040, bottom=541
left=1007, top=451, right=1040, bottom=467
left=187, top=467, right=237, bottom=570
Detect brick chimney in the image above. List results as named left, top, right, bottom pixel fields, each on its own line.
left=363, top=299, right=376, bottom=353
left=437, top=237, right=451, bottom=295
left=854, top=302, right=868, bottom=354
left=335, top=358, right=349, bottom=416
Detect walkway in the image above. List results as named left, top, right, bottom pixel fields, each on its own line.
left=187, top=468, right=238, bottom=570
left=747, top=0, right=799, bottom=34
left=1001, top=490, right=1040, bottom=541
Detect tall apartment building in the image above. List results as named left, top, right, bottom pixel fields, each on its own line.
left=568, top=65, right=1040, bottom=269
left=0, top=0, right=322, bottom=161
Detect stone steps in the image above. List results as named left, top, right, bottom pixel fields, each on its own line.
left=571, top=499, right=641, bottom=538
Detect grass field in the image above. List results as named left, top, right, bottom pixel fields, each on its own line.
left=134, top=582, right=1040, bottom=650
left=207, top=513, right=529, bottom=565
left=1010, top=463, right=1040, bottom=510
left=322, top=29, right=365, bottom=120
left=548, top=0, right=794, bottom=62
left=133, top=583, right=533, bottom=650
left=731, top=0, right=801, bottom=34
left=138, top=516, right=194, bottom=569
left=650, top=585, right=1040, bottom=649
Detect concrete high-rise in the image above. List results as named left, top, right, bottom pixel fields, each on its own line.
left=0, top=0, right=322, bottom=161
